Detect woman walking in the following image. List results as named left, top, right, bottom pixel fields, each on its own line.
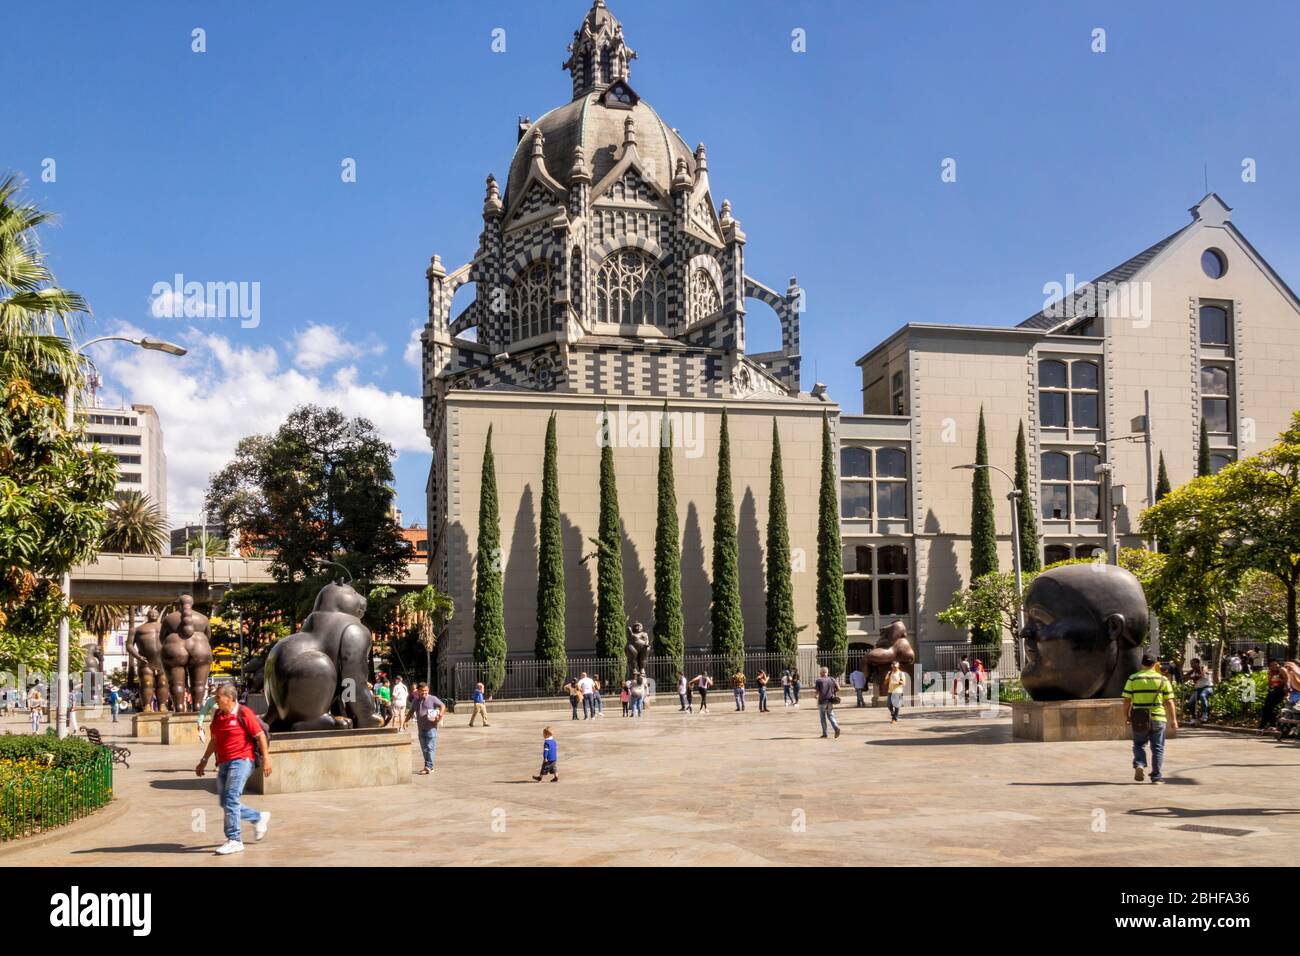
left=756, top=671, right=770, bottom=713
left=691, top=672, right=712, bottom=714
left=781, top=670, right=793, bottom=707
left=1258, top=661, right=1287, bottom=734
left=791, top=668, right=802, bottom=707
left=1187, top=658, right=1213, bottom=725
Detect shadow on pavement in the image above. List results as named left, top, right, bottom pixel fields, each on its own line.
left=1127, top=806, right=1300, bottom=818
left=1008, top=778, right=1198, bottom=787
left=72, top=843, right=217, bottom=855
left=149, top=779, right=214, bottom=792
left=864, top=727, right=1009, bottom=745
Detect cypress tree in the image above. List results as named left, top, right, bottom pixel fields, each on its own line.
left=969, top=407, right=1000, bottom=652
left=653, top=403, right=684, bottom=667
left=815, top=411, right=847, bottom=676
left=1197, top=417, right=1213, bottom=477
left=592, top=403, right=625, bottom=662
left=710, top=408, right=745, bottom=672
left=473, top=425, right=506, bottom=693
left=1013, top=419, right=1040, bottom=573
left=765, top=418, right=798, bottom=665
left=534, top=413, right=566, bottom=690
left=1155, top=451, right=1171, bottom=501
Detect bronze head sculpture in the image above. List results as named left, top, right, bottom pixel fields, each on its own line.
left=1020, top=563, right=1149, bottom=701
left=263, top=580, right=379, bottom=731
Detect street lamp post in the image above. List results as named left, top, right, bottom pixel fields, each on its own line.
left=954, top=463, right=1026, bottom=666
left=56, top=335, right=186, bottom=739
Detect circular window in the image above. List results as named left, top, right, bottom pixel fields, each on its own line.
left=1201, top=248, right=1227, bottom=279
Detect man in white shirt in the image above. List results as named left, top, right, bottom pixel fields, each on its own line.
left=849, top=668, right=867, bottom=708
left=390, top=677, right=409, bottom=731
left=578, top=672, right=596, bottom=719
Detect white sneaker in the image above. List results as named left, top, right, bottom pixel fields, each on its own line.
left=255, top=812, right=271, bottom=841
left=215, top=840, right=245, bottom=855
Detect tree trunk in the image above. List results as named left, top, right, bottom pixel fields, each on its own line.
left=425, top=648, right=432, bottom=688
left=1288, top=571, right=1298, bottom=661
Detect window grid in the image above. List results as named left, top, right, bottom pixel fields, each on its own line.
left=1038, top=358, right=1100, bottom=432
left=596, top=250, right=668, bottom=327
left=839, top=446, right=909, bottom=524
left=842, top=542, right=911, bottom=623
left=509, top=262, right=551, bottom=343
left=1040, top=450, right=1101, bottom=523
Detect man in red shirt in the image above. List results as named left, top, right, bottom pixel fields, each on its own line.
left=196, top=683, right=272, bottom=855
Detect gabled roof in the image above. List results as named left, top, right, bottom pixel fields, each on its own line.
left=1018, top=224, right=1191, bottom=331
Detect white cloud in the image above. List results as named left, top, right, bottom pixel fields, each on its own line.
left=403, top=326, right=423, bottom=367
left=93, top=323, right=426, bottom=528
left=291, top=322, right=383, bottom=371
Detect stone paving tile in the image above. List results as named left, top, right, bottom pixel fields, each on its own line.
left=1, top=704, right=1298, bottom=866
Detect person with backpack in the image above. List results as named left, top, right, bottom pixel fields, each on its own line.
left=1122, top=654, right=1178, bottom=784
left=814, top=667, right=841, bottom=739
left=195, top=682, right=271, bottom=855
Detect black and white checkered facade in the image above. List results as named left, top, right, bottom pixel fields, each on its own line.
left=421, top=1, right=814, bottom=590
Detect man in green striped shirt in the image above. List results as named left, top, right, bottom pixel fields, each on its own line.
left=1122, top=654, right=1179, bottom=783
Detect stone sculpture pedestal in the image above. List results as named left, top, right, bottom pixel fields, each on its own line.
left=132, top=712, right=168, bottom=738
left=246, top=727, right=410, bottom=795
left=1011, top=698, right=1169, bottom=741
left=161, top=713, right=206, bottom=745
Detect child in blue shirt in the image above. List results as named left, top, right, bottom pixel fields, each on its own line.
left=532, top=726, right=559, bottom=782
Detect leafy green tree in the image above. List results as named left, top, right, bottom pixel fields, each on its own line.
left=765, top=418, right=798, bottom=664
left=968, top=407, right=1000, bottom=653
left=711, top=409, right=745, bottom=671
left=472, top=427, right=505, bottom=693
left=0, top=175, right=117, bottom=675
left=815, top=412, right=847, bottom=675
left=1210, top=412, right=1300, bottom=657
left=1198, top=417, right=1212, bottom=477
left=1013, top=420, right=1040, bottom=573
left=1155, top=452, right=1171, bottom=502
left=652, top=404, right=683, bottom=666
left=206, top=405, right=408, bottom=600
left=535, top=413, right=566, bottom=688
left=399, top=584, right=455, bottom=687
left=590, top=404, right=625, bottom=662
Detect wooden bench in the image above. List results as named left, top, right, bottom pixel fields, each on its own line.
left=81, top=726, right=131, bottom=768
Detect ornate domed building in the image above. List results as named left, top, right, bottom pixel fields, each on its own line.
left=421, top=2, right=833, bottom=677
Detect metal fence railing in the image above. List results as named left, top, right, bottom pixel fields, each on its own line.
left=931, top=643, right=1022, bottom=679
left=1, top=747, right=114, bottom=842
left=453, top=648, right=847, bottom=701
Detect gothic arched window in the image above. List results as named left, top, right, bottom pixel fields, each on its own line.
left=689, top=268, right=721, bottom=324
left=509, top=262, right=551, bottom=342
left=600, top=46, right=613, bottom=84
left=596, top=250, right=668, bottom=327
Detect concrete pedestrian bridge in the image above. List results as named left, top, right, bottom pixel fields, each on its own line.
left=69, top=553, right=428, bottom=605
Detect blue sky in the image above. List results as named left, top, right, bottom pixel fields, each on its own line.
left=11, top=0, right=1299, bottom=526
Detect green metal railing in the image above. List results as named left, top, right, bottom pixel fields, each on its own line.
left=1, top=747, right=114, bottom=842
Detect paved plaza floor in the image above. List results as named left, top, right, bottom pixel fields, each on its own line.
left=3, top=700, right=1298, bottom=866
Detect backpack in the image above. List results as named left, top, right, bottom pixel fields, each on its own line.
left=236, top=706, right=272, bottom=766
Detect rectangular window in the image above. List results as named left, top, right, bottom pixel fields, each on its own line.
left=844, top=579, right=873, bottom=616
left=840, top=482, right=872, bottom=520
left=1042, top=484, right=1069, bottom=521
left=1202, top=398, right=1230, bottom=433
left=890, top=371, right=906, bottom=415
left=1039, top=393, right=1067, bottom=428
left=877, top=579, right=909, bottom=616
left=118, top=472, right=142, bottom=484
left=876, top=482, right=907, bottom=519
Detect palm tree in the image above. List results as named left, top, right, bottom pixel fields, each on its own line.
left=0, top=173, right=88, bottom=388
left=184, top=535, right=230, bottom=557
left=398, top=585, right=455, bottom=686
left=101, top=491, right=168, bottom=554
left=100, top=490, right=168, bottom=690
left=80, top=604, right=125, bottom=657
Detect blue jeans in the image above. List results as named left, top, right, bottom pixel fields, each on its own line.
left=782, top=684, right=793, bottom=704
left=888, top=692, right=903, bottom=719
left=418, top=726, right=438, bottom=770
left=758, top=686, right=768, bottom=711
left=582, top=693, right=595, bottom=719
left=110, top=703, right=118, bottom=722
left=734, top=688, right=745, bottom=710
left=216, top=758, right=260, bottom=841
left=593, top=691, right=603, bottom=714
left=793, top=683, right=801, bottom=703
left=570, top=697, right=580, bottom=719
left=678, top=692, right=689, bottom=711
left=631, top=696, right=644, bottom=717
left=819, top=702, right=839, bottom=736
left=1191, top=687, right=1212, bottom=721
left=1131, top=723, right=1167, bottom=780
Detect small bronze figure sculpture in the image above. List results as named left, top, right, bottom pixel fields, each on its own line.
left=263, top=580, right=379, bottom=731
left=625, top=621, right=651, bottom=680
left=1020, top=563, right=1148, bottom=701
left=128, top=608, right=168, bottom=710
left=81, top=641, right=104, bottom=673
left=862, top=619, right=916, bottom=693
left=159, top=595, right=214, bottom=712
